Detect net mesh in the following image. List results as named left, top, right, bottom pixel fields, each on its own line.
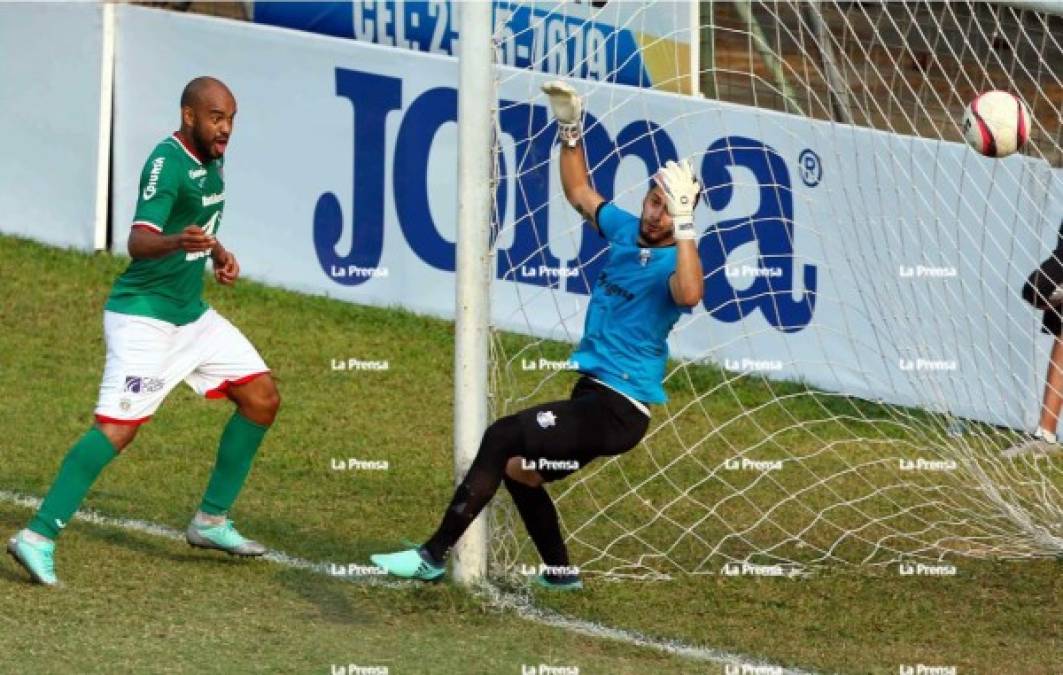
left=486, top=0, right=1062, bottom=580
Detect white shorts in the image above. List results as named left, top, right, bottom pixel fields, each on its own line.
left=95, top=309, right=270, bottom=425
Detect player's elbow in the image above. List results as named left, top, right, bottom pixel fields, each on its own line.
left=126, top=231, right=142, bottom=258
left=675, top=286, right=703, bottom=308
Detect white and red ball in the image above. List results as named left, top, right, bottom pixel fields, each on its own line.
left=962, top=90, right=1031, bottom=158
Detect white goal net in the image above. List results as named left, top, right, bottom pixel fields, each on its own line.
left=485, top=0, right=1062, bottom=580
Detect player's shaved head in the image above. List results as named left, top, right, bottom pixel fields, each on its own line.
left=178, top=76, right=237, bottom=161
left=180, top=76, right=233, bottom=109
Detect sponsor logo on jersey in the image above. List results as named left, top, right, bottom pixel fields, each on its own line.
left=142, top=157, right=165, bottom=200
left=202, top=193, right=225, bottom=206
left=536, top=410, right=557, bottom=429
left=596, top=270, right=634, bottom=301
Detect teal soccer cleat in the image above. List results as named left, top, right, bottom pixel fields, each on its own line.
left=534, top=573, right=583, bottom=591
left=186, top=519, right=266, bottom=557
left=370, top=547, right=446, bottom=581
left=7, top=531, right=58, bottom=586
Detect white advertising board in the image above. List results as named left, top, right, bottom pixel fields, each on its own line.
left=112, top=6, right=1060, bottom=430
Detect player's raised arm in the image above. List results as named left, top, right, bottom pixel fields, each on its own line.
left=542, top=80, right=605, bottom=231
left=657, top=159, right=704, bottom=307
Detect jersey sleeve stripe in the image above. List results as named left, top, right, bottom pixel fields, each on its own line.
left=131, top=221, right=162, bottom=233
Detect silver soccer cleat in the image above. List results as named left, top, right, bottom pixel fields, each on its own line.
left=185, top=519, right=267, bottom=557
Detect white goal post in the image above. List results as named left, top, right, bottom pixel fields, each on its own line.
left=453, top=0, right=495, bottom=585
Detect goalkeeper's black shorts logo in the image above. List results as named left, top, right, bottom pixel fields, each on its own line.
left=536, top=410, right=557, bottom=429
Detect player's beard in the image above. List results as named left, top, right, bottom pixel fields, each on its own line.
left=192, top=127, right=225, bottom=159
left=640, top=221, right=673, bottom=247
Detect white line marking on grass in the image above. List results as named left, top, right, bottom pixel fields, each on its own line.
left=0, top=490, right=816, bottom=673
left=476, top=583, right=819, bottom=673
left=0, top=490, right=407, bottom=589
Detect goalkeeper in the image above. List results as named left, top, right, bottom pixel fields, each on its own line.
left=371, top=80, right=704, bottom=588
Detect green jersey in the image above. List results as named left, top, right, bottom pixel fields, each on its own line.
left=105, top=133, right=225, bottom=326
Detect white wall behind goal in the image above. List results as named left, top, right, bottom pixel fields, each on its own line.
left=109, top=6, right=1062, bottom=431
left=0, top=3, right=106, bottom=251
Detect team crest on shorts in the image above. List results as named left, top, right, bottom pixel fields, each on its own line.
left=536, top=410, right=557, bottom=429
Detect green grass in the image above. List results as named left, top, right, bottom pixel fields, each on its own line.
left=0, top=234, right=1059, bottom=673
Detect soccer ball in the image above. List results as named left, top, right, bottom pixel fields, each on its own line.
left=962, top=90, right=1031, bottom=158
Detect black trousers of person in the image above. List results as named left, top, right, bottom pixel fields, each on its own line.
left=1022, top=220, right=1063, bottom=337
left=423, top=376, right=650, bottom=571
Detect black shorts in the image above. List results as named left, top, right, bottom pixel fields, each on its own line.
left=513, top=376, right=650, bottom=483
left=1022, top=220, right=1063, bottom=337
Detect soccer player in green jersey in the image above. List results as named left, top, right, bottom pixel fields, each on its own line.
left=7, top=77, right=280, bottom=586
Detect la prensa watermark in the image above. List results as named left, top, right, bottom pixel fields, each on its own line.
left=724, top=457, right=784, bottom=472
left=897, top=561, right=957, bottom=577
left=521, top=357, right=578, bottom=371
left=898, top=358, right=957, bottom=372
left=898, top=264, right=957, bottom=279
left=519, top=563, right=581, bottom=577
left=724, top=357, right=783, bottom=373
left=724, top=264, right=783, bottom=279
left=898, top=458, right=957, bottom=472
left=720, top=562, right=805, bottom=578
left=331, top=458, right=390, bottom=471
left=330, top=665, right=388, bottom=675
left=331, top=358, right=390, bottom=372
left=328, top=563, right=387, bottom=577
left=898, top=665, right=957, bottom=675
left=520, top=457, right=579, bottom=472
left=520, top=665, right=579, bottom=675
left=724, top=663, right=783, bottom=675
left=519, top=264, right=579, bottom=279
left=329, top=264, right=389, bottom=280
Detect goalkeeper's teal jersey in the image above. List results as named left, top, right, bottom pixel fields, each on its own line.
left=571, top=203, right=689, bottom=404
left=105, top=133, right=225, bottom=326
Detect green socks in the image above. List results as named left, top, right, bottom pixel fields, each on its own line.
left=25, top=413, right=268, bottom=540
left=199, top=412, right=269, bottom=516
left=29, top=427, right=118, bottom=540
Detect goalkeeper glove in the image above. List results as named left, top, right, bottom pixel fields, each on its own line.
left=541, top=79, right=583, bottom=148
left=654, top=159, right=701, bottom=241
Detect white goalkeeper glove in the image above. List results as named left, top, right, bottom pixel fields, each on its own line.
left=541, top=79, right=583, bottom=148
left=654, top=159, right=701, bottom=241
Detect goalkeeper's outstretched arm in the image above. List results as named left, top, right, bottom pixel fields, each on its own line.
left=560, top=142, right=605, bottom=232
left=542, top=80, right=605, bottom=232
left=657, top=159, right=705, bottom=307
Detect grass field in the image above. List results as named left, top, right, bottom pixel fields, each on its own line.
left=0, top=235, right=1059, bottom=674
